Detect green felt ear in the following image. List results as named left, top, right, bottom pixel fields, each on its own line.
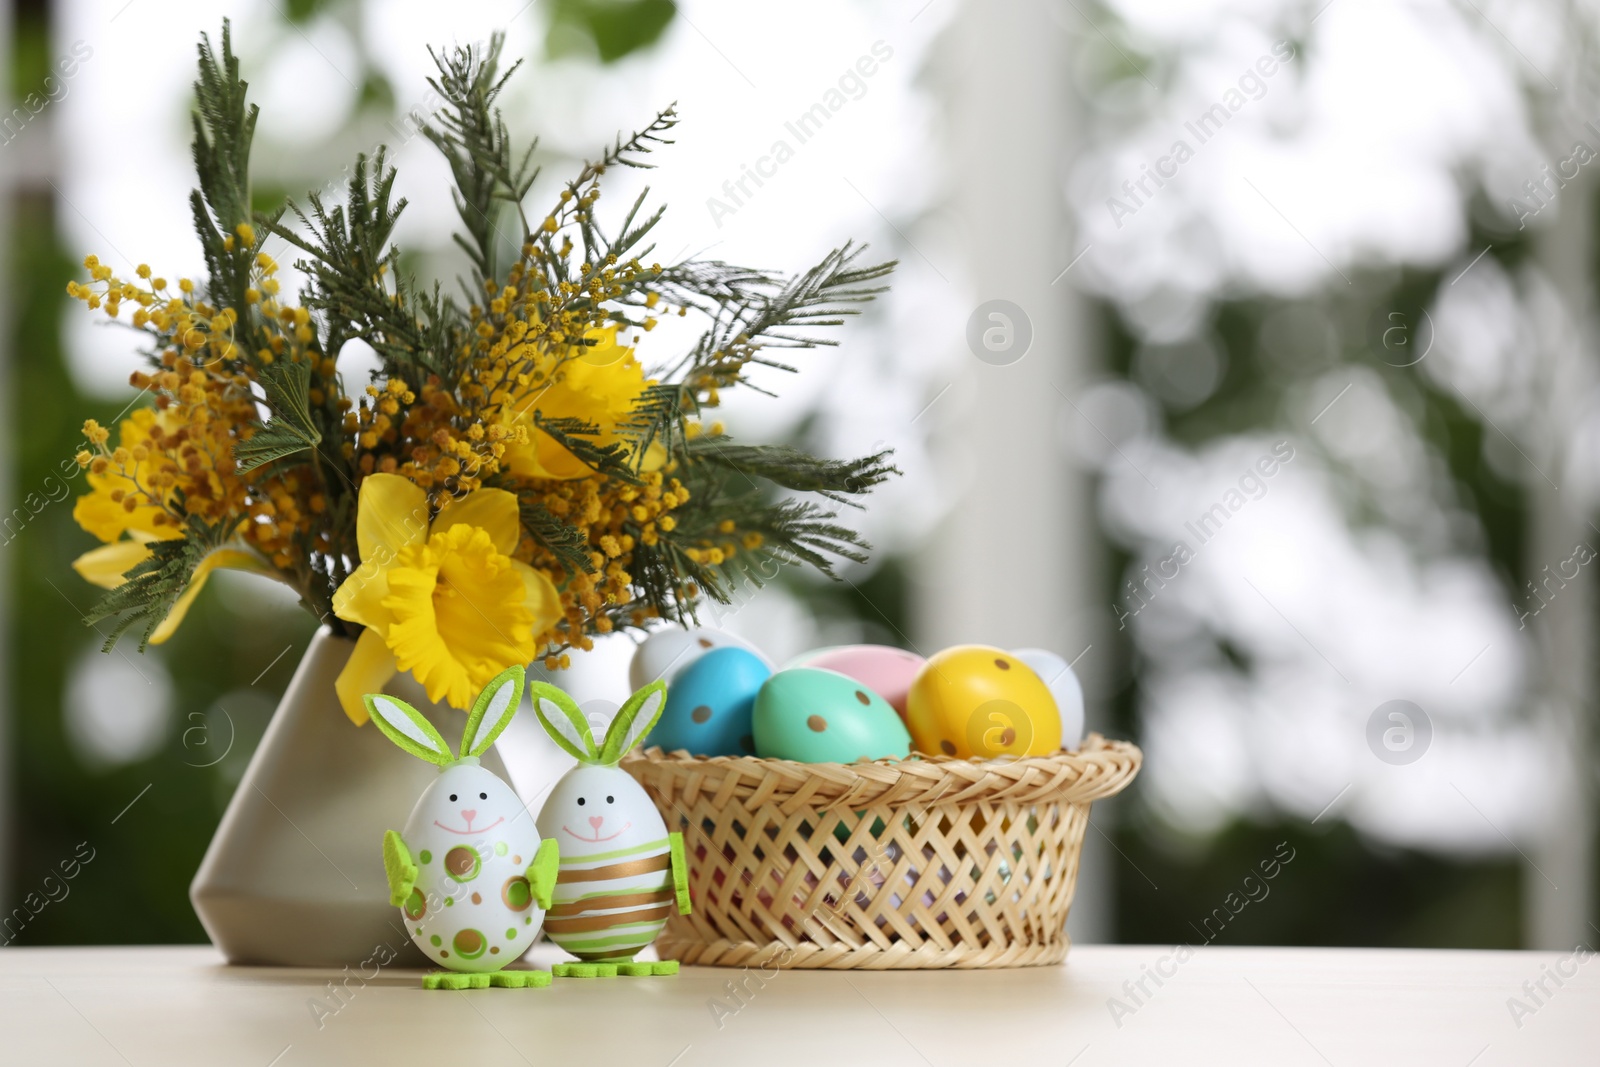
left=461, top=664, right=525, bottom=758
left=598, top=681, right=667, bottom=765
left=529, top=682, right=598, bottom=762
left=364, top=693, right=454, bottom=766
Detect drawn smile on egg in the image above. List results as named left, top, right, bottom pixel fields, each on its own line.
left=563, top=820, right=632, bottom=843
left=433, top=815, right=505, bottom=835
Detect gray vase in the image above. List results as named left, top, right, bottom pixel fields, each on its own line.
left=189, top=628, right=512, bottom=967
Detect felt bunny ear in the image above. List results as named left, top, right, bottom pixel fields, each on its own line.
left=598, top=681, right=667, bottom=766
left=529, top=681, right=599, bottom=762
left=460, top=665, right=525, bottom=759
left=364, top=693, right=454, bottom=766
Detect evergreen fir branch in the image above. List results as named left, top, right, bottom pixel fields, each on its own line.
left=654, top=242, right=894, bottom=393
left=190, top=20, right=262, bottom=328
left=686, top=437, right=899, bottom=504
left=268, top=152, right=462, bottom=382
left=420, top=33, right=538, bottom=285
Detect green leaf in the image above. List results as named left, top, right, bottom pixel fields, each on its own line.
left=236, top=358, right=320, bottom=473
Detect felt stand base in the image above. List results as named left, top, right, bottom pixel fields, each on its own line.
left=553, top=960, right=679, bottom=978
left=422, top=970, right=553, bottom=990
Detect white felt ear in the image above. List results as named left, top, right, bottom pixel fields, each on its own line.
left=597, top=681, right=667, bottom=765
left=612, top=689, right=662, bottom=755
left=538, top=695, right=598, bottom=760
left=365, top=694, right=454, bottom=765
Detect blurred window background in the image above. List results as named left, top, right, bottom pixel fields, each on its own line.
left=2, top=0, right=1594, bottom=952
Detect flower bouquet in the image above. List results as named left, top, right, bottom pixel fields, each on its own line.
left=61, top=24, right=894, bottom=965
left=66, top=23, right=895, bottom=724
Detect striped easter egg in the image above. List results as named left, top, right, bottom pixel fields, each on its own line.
left=536, top=764, right=678, bottom=961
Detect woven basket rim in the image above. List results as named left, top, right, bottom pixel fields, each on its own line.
left=622, top=732, right=1141, bottom=810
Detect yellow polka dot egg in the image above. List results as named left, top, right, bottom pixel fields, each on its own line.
left=906, top=645, right=1064, bottom=759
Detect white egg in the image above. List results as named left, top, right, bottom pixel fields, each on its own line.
left=628, top=627, right=773, bottom=690
left=536, top=765, right=676, bottom=963
left=399, top=759, right=545, bottom=972
left=1012, top=647, right=1086, bottom=750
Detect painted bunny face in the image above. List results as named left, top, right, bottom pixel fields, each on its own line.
left=537, top=764, right=665, bottom=858
left=412, top=760, right=525, bottom=839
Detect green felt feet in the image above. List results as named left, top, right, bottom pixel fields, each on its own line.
left=617, top=960, right=679, bottom=977
left=489, top=970, right=552, bottom=988
left=422, top=970, right=552, bottom=989
left=423, top=972, right=490, bottom=990
left=553, top=961, right=619, bottom=978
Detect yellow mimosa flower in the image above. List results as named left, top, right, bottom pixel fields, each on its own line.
left=331, top=473, right=562, bottom=722
left=73, top=409, right=181, bottom=544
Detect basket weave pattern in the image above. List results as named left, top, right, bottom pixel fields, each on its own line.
left=621, top=734, right=1141, bottom=969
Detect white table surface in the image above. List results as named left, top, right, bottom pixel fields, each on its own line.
left=2, top=943, right=1595, bottom=1065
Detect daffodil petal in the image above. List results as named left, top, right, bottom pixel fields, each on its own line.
left=331, top=559, right=394, bottom=634
left=335, top=627, right=398, bottom=726
left=149, top=548, right=265, bottom=644
left=434, top=488, right=521, bottom=555
left=356, top=473, right=430, bottom=563
left=514, top=560, right=563, bottom=636
left=72, top=539, right=154, bottom=590
left=640, top=440, right=668, bottom=472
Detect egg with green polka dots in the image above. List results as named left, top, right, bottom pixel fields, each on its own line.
left=366, top=665, right=557, bottom=976
left=751, top=668, right=911, bottom=763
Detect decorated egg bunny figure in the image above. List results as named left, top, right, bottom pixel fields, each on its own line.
left=531, top=680, right=692, bottom=977
left=368, top=665, right=560, bottom=990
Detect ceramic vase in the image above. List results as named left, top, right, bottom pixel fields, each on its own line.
left=189, top=628, right=513, bottom=967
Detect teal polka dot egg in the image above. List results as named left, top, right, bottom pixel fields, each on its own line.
left=752, top=668, right=912, bottom=763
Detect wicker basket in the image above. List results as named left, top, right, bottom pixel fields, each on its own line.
left=620, top=733, right=1140, bottom=970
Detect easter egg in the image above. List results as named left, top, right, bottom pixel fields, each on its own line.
left=780, top=645, right=841, bottom=670
left=752, top=668, right=911, bottom=763
left=1012, top=647, right=1085, bottom=750
left=536, top=764, right=677, bottom=962
left=906, top=645, right=1062, bottom=759
left=790, top=645, right=926, bottom=719
left=645, top=646, right=771, bottom=756
left=629, top=626, right=772, bottom=690
left=401, top=760, right=546, bottom=972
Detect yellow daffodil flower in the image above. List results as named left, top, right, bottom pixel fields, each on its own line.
left=72, top=533, right=279, bottom=644
left=499, top=327, right=653, bottom=480
left=331, top=473, right=561, bottom=723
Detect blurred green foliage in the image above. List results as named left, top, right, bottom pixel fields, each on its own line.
left=547, top=0, right=677, bottom=64
left=1091, top=223, right=1543, bottom=944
